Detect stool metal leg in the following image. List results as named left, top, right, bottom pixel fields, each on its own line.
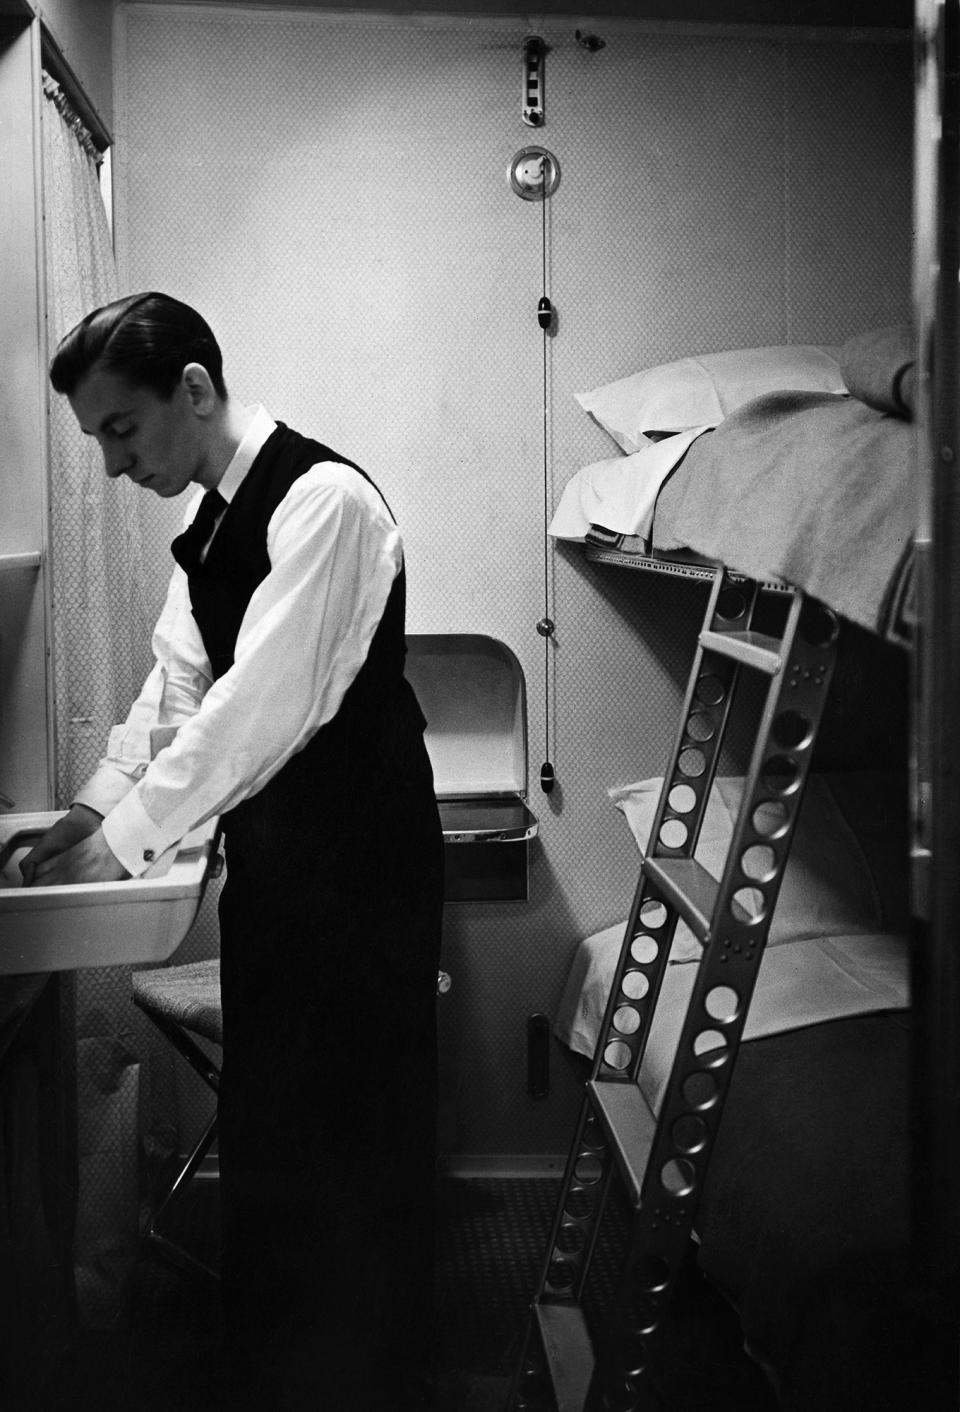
left=145, top=1112, right=220, bottom=1282
left=134, top=1001, right=222, bottom=1282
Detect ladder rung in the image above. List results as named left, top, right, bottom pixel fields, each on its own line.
left=698, top=628, right=782, bottom=673
left=534, top=1301, right=595, bottom=1411
left=588, top=1078, right=658, bottom=1208
left=643, top=857, right=717, bottom=943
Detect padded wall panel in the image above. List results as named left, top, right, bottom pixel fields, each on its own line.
left=114, top=6, right=912, bottom=1156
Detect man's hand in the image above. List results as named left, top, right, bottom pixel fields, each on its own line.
left=20, top=804, right=128, bottom=886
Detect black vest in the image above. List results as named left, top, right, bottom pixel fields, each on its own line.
left=178, top=422, right=423, bottom=848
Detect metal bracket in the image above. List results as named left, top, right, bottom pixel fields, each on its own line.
left=522, top=35, right=545, bottom=126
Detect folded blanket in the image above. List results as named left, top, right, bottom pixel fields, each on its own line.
left=651, top=389, right=915, bottom=635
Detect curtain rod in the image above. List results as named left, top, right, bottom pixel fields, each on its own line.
left=40, top=24, right=112, bottom=151
left=42, top=70, right=101, bottom=162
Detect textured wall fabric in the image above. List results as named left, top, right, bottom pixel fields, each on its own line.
left=113, top=6, right=912, bottom=1158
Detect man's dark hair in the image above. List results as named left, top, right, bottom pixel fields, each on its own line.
left=49, top=292, right=227, bottom=400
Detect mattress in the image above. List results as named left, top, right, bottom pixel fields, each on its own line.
left=555, top=924, right=908, bottom=1115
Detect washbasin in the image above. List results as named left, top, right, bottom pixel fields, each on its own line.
left=0, top=811, right=221, bottom=974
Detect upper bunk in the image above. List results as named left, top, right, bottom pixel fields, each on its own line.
left=550, top=326, right=917, bottom=649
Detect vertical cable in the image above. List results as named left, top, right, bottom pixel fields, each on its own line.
left=537, top=163, right=556, bottom=792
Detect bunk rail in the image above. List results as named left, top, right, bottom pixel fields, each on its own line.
left=911, top=0, right=960, bottom=1283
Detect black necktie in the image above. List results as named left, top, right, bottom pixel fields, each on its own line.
left=171, top=490, right=227, bottom=572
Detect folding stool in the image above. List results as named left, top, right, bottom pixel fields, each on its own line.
left=131, top=958, right=222, bottom=1281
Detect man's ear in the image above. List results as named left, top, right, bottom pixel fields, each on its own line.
left=180, top=362, right=218, bottom=415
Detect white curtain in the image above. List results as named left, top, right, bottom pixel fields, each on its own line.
left=41, top=73, right=170, bottom=1327
left=42, top=72, right=151, bottom=795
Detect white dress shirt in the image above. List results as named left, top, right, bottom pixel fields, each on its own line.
left=76, top=407, right=403, bottom=877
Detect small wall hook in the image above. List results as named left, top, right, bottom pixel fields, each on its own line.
left=522, top=34, right=546, bottom=127
left=575, top=29, right=605, bottom=52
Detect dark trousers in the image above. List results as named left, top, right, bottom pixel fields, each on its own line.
left=217, top=996, right=439, bottom=1410
left=215, top=772, right=444, bottom=1410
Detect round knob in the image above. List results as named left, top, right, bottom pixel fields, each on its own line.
left=436, top=970, right=452, bottom=996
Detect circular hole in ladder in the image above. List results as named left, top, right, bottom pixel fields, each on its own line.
left=575, top=1152, right=603, bottom=1184
left=763, top=754, right=800, bottom=794
left=693, top=1030, right=728, bottom=1065
left=683, top=1070, right=719, bottom=1109
left=622, top=970, right=649, bottom=1001
left=773, top=709, right=811, bottom=750
left=633, top=1254, right=670, bottom=1293
left=620, top=1334, right=650, bottom=1379
left=733, top=886, right=766, bottom=923
left=704, top=985, right=740, bottom=1023
left=565, top=1188, right=593, bottom=1220
left=631, top=1301, right=660, bottom=1337
left=614, top=1005, right=641, bottom=1036
left=716, top=586, right=747, bottom=622
left=672, top=1113, right=709, bottom=1154
left=631, top=934, right=659, bottom=966
left=547, top=1258, right=575, bottom=1290
left=753, top=797, right=789, bottom=838
left=519, top=1368, right=552, bottom=1400
left=800, top=600, right=839, bottom=648
left=686, top=712, right=715, bottom=743
left=608, top=1373, right=644, bottom=1408
left=660, top=1158, right=696, bottom=1197
left=679, top=747, right=706, bottom=778
left=639, top=900, right=667, bottom=930
left=659, top=818, right=688, bottom=849
left=604, top=1040, right=633, bottom=1071
left=556, top=1221, right=585, bottom=1255
left=669, top=783, right=697, bottom=814
left=741, top=843, right=777, bottom=882
left=695, top=673, right=726, bottom=707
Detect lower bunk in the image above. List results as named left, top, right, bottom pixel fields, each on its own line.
left=553, top=770, right=956, bottom=1410
left=559, top=1013, right=953, bottom=1411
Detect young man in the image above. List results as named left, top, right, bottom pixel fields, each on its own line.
left=27, top=292, right=444, bottom=1409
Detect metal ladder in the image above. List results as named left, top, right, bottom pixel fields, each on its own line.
left=506, top=567, right=840, bottom=1412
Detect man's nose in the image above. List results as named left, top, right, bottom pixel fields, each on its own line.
left=102, top=445, right=132, bottom=479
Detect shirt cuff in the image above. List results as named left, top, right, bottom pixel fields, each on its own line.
left=101, top=785, right=181, bottom=879
left=75, top=763, right=141, bottom=818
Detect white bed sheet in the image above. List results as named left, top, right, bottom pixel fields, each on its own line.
left=554, top=924, right=909, bottom=1114
left=548, top=428, right=710, bottom=542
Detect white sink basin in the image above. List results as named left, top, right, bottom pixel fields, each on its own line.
left=0, top=812, right=221, bottom=974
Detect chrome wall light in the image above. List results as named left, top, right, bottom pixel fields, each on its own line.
left=508, top=146, right=561, bottom=202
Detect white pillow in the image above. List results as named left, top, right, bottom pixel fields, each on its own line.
left=575, top=345, right=847, bottom=453
left=607, top=774, right=898, bottom=961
